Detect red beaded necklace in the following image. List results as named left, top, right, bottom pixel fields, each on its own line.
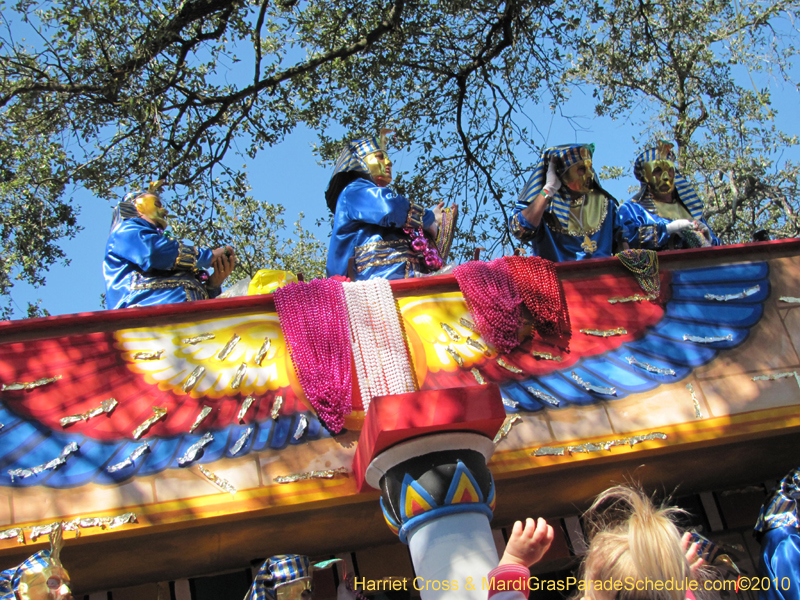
left=274, top=279, right=352, bottom=433
left=504, top=256, right=571, bottom=340
left=454, top=258, right=522, bottom=354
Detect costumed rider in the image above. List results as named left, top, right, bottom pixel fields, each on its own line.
left=326, top=134, right=454, bottom=280
left=244, top=554, right=361, bottom=600
left=0, top=523, right=73, bottom=600
left=754, top=467, right=800, bottom=600
left=509, top=144, right=627, bottom=262
left=620, top=141, right=720, bottom=250
left=104, top=180, right=236, bottom=309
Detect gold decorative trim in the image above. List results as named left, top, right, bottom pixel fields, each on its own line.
left=509, top=212, right=536, bottom=242
left=130, top=273, right=210, bottom=302
left=404, top=203, right=426, bottom=229
left=175, top=243, right=200, bottom=270
left=550, top=194, right=609, bottom=237
left=353, top=239, right=423, bottom=275
left=640, top=224, right=657, bottom=245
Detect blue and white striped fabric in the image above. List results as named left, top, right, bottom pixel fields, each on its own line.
left=516, top=144, right=596, bottom=231
left=755, top=467, right=800, bottom=535
left=0, top=550, right=52, bottom=600
left=109, top=197, right=140, bottom=232
left=331, top=138, right=382, bottom=179
left=632, top=144, right=704, bottom=220
left=245, top=554, right=312, bottom=600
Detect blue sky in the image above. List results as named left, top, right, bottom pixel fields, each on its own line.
left=7, top=68, right=798, bottom=319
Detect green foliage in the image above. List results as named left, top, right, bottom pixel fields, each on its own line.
left=169, top=171, right=327, bottom=282
left=0, top=0, right=798, bottom=317
left=567, top=0, right=800, bottom=243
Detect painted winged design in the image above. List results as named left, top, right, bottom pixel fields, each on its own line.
left=0, top=262, right=769, bottom=487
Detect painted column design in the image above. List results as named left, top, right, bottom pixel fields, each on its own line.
left=366, top=433, right=499, bottom=600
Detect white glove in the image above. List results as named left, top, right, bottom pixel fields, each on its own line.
left=543, top=159, right=560, bottom=195
left=666, top=219, right=696, bottom=235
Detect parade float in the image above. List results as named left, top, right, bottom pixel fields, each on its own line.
left=0, top=240, right=798, bottom=598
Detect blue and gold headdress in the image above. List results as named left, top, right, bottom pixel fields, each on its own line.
left=245, top=554, right=341, bottom=600
left=0, top=551, right=52, bottom=600
left=0, top=524, right=69, bottom=600
left=755, top=467, right=800, bottom=536
left=517, top=144, right=600, bottom=231
left=331, top=137, right=383, bottom=179
left=633, top=142, right=704, bottom=220
left=109, top=180, right=166, bottom=231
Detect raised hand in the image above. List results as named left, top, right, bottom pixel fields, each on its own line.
left=500, top=517, right=555, bottom=568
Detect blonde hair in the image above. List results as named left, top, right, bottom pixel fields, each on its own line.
left=579, top=486, right=691, bottom=600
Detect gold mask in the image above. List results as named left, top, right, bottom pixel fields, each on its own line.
left=274, top=578, right=314, bottom=599
left=364, top=151, right=392, bottom=187
left=135, top=193, right=169, bottom=229
left=562, top=156, right=595, bottom=194
left=17, top=526, right=73, bottom=600
left=643, top=159, right=676, bottom=196
left=17, top=563, right=72, bottom=600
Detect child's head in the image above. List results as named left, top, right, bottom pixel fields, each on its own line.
left=579, top=485, right=691, bottom=600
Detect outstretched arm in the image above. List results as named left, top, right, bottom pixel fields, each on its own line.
left=487, top=518, right=555, bottom=599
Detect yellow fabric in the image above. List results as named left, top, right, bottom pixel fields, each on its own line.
left=248, top=269, right=298, bottom=295
left=653, top=200, right=692, bottom=222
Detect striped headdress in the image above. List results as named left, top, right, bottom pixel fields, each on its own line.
left=109, top=196, right=140, bottom=232
left=331, top=138, right=383, bottom=179
left=516, top=144, right=599, bottom=230
left=0, top=551, right=53, bottom=600
left=632, top=142, right=704, bottom=220
left=686, top=532, right=740, bottom=574
left=245, top=555, right=342, bottom=600
left=755, top=467, right=800, bottom=536
left=110, top=180, right=167, bottom=231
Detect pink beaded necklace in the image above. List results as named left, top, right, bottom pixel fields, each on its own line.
left=274, top=279, right=352, bottom=433
left=454, top=258, right=522, bottom=354
left=504, top=255, right=571, bottom=340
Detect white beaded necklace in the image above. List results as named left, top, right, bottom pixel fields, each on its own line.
left=343, top=279, right=416, bottom=412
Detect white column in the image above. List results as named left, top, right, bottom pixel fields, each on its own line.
left=407, top=511, right=498, bottom=600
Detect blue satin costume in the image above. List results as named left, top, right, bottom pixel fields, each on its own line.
left=104, top=199, right=218, bottom=309
left=755, top=467, right=800, bottom=600
left=620, top=145, right=720, bottom=250
left=509, top=144, right=624, bottom=262
left=327, top=178, right=434, bottom=280
left=326, top=138, right=434, bottom=280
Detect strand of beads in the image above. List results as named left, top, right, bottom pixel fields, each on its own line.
left=504, top=256, right=571, bottom=340
left=616, top=249, right=660, bottom=296
left=274, top=279, right=352, bottom=433
left=343, top=279, right=416, bottom=412
left=454, top=258, right=522, bottom=355
left=404, top=227, right=443, bottom=271
left=374, top=278, right=416, bottom=393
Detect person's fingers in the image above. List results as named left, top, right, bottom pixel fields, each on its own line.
left=510, top=520, right=523, bottom=539
left=542, top=520, right=555, bottom=546
left=681, top=531, right=692, bottom=552
left=692, top=557, right=705, bottom=573
left=689, top=541, right=700, bottom=561
left=223, top=254, right=234, bottom=275
left=532, top=518, right=552, bottom=545
left=529, top=517, right=543, bottom=541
